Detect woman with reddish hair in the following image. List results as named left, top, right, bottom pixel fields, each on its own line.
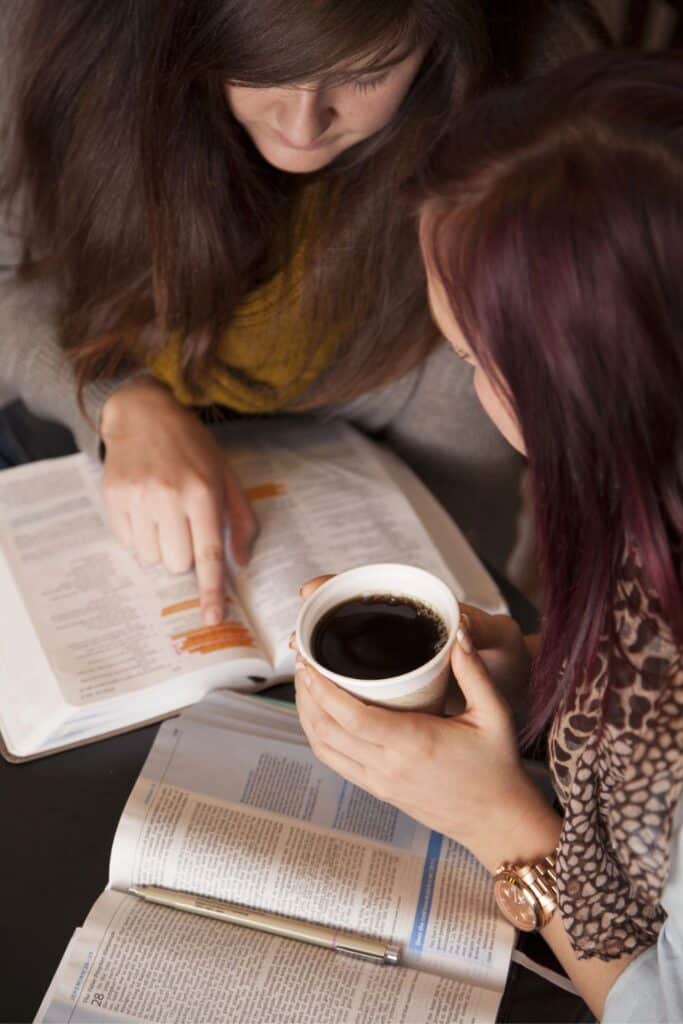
left=296, top=51, right=683, bottom=1020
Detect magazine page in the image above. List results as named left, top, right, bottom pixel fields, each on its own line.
left=0, top=456, right=270, bottom=753
left=110, top=693, right=514, bottom=994
left=35, top=889, right=501, bottom=1024
left=220, top=420, right=500, bottom=673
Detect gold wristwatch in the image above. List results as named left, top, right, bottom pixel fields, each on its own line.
left=493, top=852, right=558, bottom=932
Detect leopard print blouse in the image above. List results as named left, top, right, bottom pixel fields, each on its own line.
left=548, top=550, right=683, bottom=960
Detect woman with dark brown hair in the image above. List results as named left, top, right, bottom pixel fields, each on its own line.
left=0, top=0, right=605, bottom=624
left=296, top=51, right=683, bottom=1021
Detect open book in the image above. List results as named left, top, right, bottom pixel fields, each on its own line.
left=36, top=690, right=515, bottom=1023
left=0, top=419, right=504, bottom=760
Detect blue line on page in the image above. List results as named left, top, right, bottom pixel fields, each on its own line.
left=408, top=831, right=443, bottom=954
left=332, top=780, right=349, bottom=829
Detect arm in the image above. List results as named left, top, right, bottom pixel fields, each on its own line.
left=294, top=626, right=650, bottom=1020
left=0, top=274, right=127, bottom=459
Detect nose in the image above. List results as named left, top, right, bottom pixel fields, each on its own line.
left=276, top=87, right=334, bottom=146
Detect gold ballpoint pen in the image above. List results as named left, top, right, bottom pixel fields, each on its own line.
left=129, top=885, right=401, bottom=966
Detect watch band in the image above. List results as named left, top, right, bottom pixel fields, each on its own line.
left=515, top=853, right=558, bottom=926
left=493, top=851, right=559, bottom=931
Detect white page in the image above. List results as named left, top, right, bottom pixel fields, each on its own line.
left=0, top=423, right=504, bottom=755
left=110, top=694, right=514, bottom=992
left=219, top=419, right=495, bottom=670
left=0, top=457, right=269, bottom=712
left=35, top=889, right=501, bottom=1024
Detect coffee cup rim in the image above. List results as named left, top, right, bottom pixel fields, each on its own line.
left=295, top=563, right=460, bottom=689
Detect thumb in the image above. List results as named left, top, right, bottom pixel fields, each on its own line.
left=451, top=615, right=510, bottom=721
left=299, top=574, right=335, bottom=599
left=459, top=603, right=518, bottom=652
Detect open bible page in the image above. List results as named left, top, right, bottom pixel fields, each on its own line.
left=109, top=693, right=514, bottom=994
left=219, top=420, right=475, bottom=672
left=0, top=456, right=270, bottom=717
left=35, top=889, right=502, bottom=1024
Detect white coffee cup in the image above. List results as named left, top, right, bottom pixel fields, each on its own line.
left=295, top=563, right=460, bottom=713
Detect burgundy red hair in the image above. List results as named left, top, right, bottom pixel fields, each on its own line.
left=421, top=51, right=683, bottom=736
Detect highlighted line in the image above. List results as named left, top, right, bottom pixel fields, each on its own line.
left=161, top=596, right=232, bottom=617
left=172, top=622, right=256, bottom=655
left=245, top=482, right=287, bottom=502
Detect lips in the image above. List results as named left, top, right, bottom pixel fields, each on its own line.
left=273, top=129, right=332, bottom=152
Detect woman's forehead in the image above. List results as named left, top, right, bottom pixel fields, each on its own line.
left=222, top=6, right=423, bottom=87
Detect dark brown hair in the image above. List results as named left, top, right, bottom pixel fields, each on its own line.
left=421, top=51, right=683, bottom=737
left=1, top=0, right=607, bottom=407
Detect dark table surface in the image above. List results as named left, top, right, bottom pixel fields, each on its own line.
left=0, top=573, right=588, bottom=1024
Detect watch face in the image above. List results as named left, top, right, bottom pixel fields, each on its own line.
left=494, top=875, right=539, bottom=931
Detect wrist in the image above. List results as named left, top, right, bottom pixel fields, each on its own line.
left=473, top=776, right=562, bottom=873
left=100, top=377, right=177, bottom=441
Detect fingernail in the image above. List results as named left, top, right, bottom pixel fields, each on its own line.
left=288, top=631, right=297, bottom=651
left=456, top=620, right=472, bottom=654
left=205, top=607, right=222, bottom=626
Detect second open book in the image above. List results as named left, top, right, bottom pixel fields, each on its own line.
left=36, top=690, right=515, bottom=1023
left=0, top=418, right=504, bottom=760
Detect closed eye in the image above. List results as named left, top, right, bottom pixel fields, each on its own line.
left=353, top=71, right=390, bottom=93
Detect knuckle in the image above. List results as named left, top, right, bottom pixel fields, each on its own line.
left=315, top=716, right=335, bottom=747
left=154, top=480, right=184, bottom=505
left=341, top=707, right=363, bottom=736
left=129, top=484, right=153, bottom=511
left=199, top=587, right=225, bottom=608
left=195, top=545, right=225, bottom=567
left=184, top=477, right=215, bottom=506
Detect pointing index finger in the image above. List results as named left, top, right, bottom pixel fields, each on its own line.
left=189, top=510, right=227, bottom=626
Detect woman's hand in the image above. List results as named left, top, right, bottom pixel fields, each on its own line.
left=460, top=604, right=534, bottom=718
left=100, top=378, right=257, bottom=626
left=295, top=616, right=558, bottom=871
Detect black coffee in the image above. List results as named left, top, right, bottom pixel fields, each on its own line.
left=312, top=595, right=447, bottom=680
